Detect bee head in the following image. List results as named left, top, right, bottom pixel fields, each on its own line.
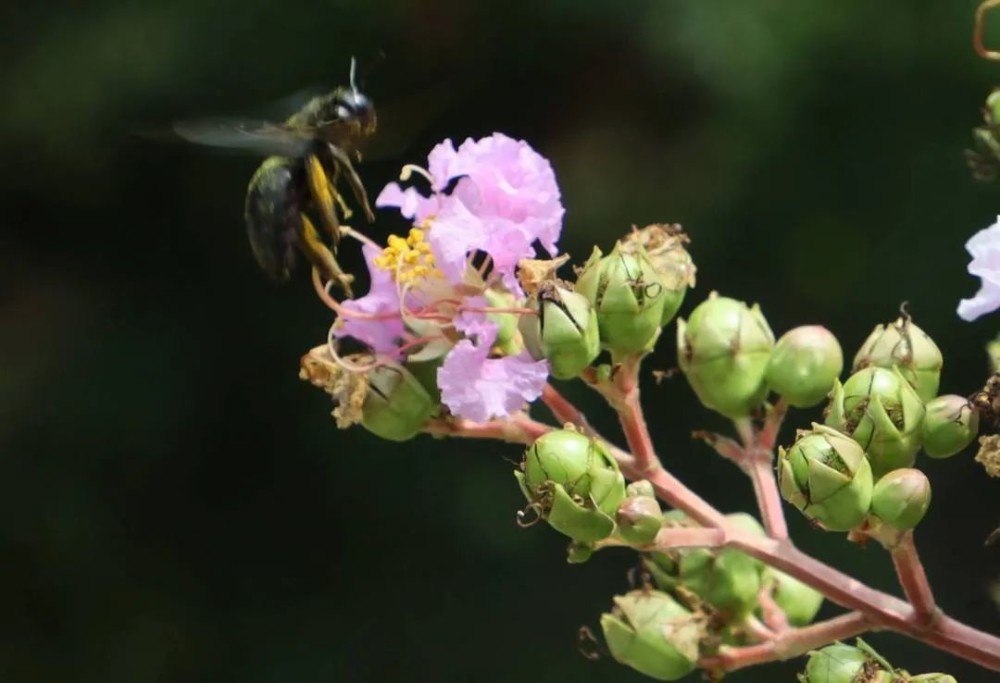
left=334, top=88, right=376, bottom=135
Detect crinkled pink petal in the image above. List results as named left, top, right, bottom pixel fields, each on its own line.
left=959, top=216, right=1000, bottom=321
left=437, top=325, right=549, bottom=421
left=333, top=244, right=405, bottom=355
left=375, top=183, right=438, bottom=222
left=426, top=195, right=486, bottom=283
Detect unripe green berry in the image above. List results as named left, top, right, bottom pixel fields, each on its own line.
left=766, top=326, right=844, bottom=408
left=575, top=243, right=669, bottom=355
left=853, top=316, right=943, bottom=402
left=922, top=395, right=979, bottom=459
left=519, top=283, right=599, bottom=379
left=677, top=293, right=775, bottom=418
left=619, top=224, right=696, bottom=325
left=778, top=424, right=873, bottom=531
left=825, top=366, right=926, bottom=478
left=515, top=429, right=625, bottom=543
left=870, top=468, right=931, bottom=531
left=600, top=590, right=703, bottom=681
left=800, top=643, right=889, bottom=683
left=361, top=362, right=436, bottom=442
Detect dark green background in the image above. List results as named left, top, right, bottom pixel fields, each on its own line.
left=2, top=1, right=999, bottom=681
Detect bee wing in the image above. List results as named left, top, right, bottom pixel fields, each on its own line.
left=172, top=119, right=313, bottom=157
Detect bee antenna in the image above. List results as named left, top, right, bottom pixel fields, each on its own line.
left=349, top=57, right=359, bottom=93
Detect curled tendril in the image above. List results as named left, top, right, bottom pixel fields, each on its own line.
left=515, top=502, right=544, bottom=528
left=976, top=1, right=1000, bottom=60
left=576, top=626, right=604, bottom=661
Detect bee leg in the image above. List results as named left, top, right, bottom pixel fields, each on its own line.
left=304, top=153, right=345, bottom=247
left=297, top=212, right=354, bottom=297
left=324, top=142, right=375, bottom=223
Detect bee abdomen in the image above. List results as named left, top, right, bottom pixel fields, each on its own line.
left=244, top=156, right=305, bottom=282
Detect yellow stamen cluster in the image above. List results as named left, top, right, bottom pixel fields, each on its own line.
left=374, top=227, right=439, bottom=284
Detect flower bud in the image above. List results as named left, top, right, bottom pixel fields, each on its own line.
left=677, top=293, right=774, bottom=418
left=825, top=367, right=926, bottom=478
left=362, top=362, right=437, bottom=441
left=778, top=424, right=873, bottom=531
left=626, top=479, right=656, bottom=498
left=518, top=283, right=599, bottom=380
left=922, top=395, right=979, bottom=459
left=514, top=429, right=626, bottom=543
left=765, top=326, right=844, bottom=408
left=483, top=289, right=520, bottom=353
left=616, top=496, right=663, bottom=545
left=870, top=468, right=931, bottom=531
left=600, top=590, right=703, bottom=681
left=619, top=224, right=696, bottom=325
left=800, top=643, right=891, bottom=683
left=566, top=541, right=594, bottom=564
left=853, top=316, right=943, bottom=402
left=575, top=243, right=668, bottom=355
left=760, top=567, right=824, bottom=627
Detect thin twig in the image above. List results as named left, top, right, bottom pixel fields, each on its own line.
left=891, top=531, right=940, bottom=626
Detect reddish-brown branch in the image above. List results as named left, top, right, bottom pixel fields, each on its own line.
left=891, top=531, right=939, bottom=626
left=700, top=612, right=871, bottom=673
left=423, top=413, right=552, bottom=444
left=747, top=457, right=788, bottom=540
left=540, top=383, right=597, bottom=436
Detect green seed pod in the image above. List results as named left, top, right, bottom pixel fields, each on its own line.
left=616, top=496, right=664, bottom=546
left=778, top=424, right=874, bottom=531
left=626, top=479, right=656, bottom=499
left=800, top=643, right=888, bottom=683
left=853, top=316, right=943, bottom=402
left=677, top=293, right=775, bottom=418
left=619, top=224, right=696, bottom=325
left=600, top=590, right=703, bottom=681
left=361, top=362, right=437, bottom=442
left=922, top=395, right=980, bottom=459
left=760, top=567, right=824, bottom=627
left=566, top=541, right=594, bottom=564
left=483, top=288, right=520, bottom=352
left=766, top=326, right=844, bottom=408
left=518, top=283, right=600, bottom=380
left=575, top=243, right=668, bottom=355
left=825, top=366, right=926, bottom=478
left=645, top=512, right=763, bottom=619
left=870, top=468, right=931, bottom=531
left=514, top=429, right=626, bottom=543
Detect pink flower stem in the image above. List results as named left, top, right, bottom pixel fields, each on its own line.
left=699, top=611, right=871, bottom=673
left=890, top=531, right=940, bottom=625
left=423, top=413, right=552, bottom=444
left=734, top=416, right=789, bottom=540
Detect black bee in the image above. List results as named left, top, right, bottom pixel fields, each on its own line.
left=174, top=60, right=376, bottom=295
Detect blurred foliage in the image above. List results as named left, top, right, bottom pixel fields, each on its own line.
left=2, top=1, right=1000, bottom=682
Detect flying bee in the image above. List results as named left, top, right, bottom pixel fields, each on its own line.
left=174, top=60, right=376, bottom=295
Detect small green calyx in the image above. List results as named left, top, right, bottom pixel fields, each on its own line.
left=619, top=224, right=696, bottom=325
left=515, top=429, right=625, bottom=543
left=799, top=643, right=884, bottom=683
left=760, top=567, right=824, bottom=627
left=825, top=366, right=926, bottom=478
left=519, top=282, right=600, bottom=380
left=922, top=395, right=979, bottom=459
left=778, top=424, right=873, bottom=531
left=766, top=325, right=844, bottom=408
left=870, top=468, right=931, bottom=531
left=677, top=292, right=775, bottom=418
left=615, top=495, right=663, bottom=546
left=574, top=242, right=669, bottom=355
left=362, top=362, right=437, bottom=441
left=853, top=315, right=943, bottom=402
left=600, top=589, right=704, bottom=681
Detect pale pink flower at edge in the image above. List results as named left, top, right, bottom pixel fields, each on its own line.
left=958, top=216, right=1000, bottom=322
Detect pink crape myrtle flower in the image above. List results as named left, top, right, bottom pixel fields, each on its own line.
left=332, top=133, right=563, bottom=423
left=958, top=216, right=1000, bottom=322
left=376, top=133, right=565, bottom=287
left=437, top=322, right=549, bottom=423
